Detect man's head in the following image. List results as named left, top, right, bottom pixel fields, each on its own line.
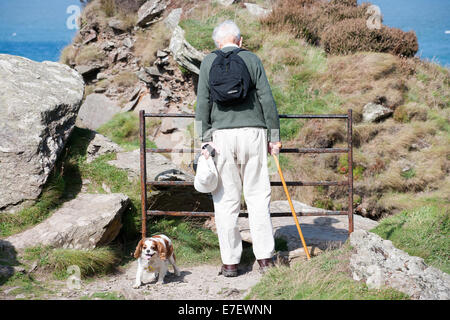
left=212, top=20, right=243, bottom=49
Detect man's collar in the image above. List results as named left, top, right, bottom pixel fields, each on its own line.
left=221, top=43, right=239, bottom=49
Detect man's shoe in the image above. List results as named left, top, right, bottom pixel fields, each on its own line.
left=257, top=258, right=275, bottom=274
left=219, top=264, right=238, bottom=277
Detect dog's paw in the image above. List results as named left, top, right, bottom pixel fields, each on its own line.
left=132, top=283, right=141, bottom=289
left=174, top=269, right=181, bottom=277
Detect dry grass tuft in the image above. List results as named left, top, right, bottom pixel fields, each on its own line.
left=133, top=22, right=171, bottom=67
left=74, top=44, right=106, bottom=65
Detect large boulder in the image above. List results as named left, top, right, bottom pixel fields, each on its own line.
left=136, top=0, right=169, bottom=27
left=169, top=26, right=206, bottom=75
left=350, top=230, right=450, bottom=300
left=5, top=193, right=130, bottom=250
left=0, top=54, right=84, bottom=212
left=76, top=93, right=121, bottom=130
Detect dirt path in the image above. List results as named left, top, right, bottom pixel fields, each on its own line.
left=1, top=261, right=263, bottom=300
left=79, top=262, right=262, bottom=300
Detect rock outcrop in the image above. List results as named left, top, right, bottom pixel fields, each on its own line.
left=169, top=26, right=206, bottom=75
left=350, top=230, right=450, bottom=300
left=136, top=0, right=169, bottom=27
left=5, top=193, right=130, bottom=250
left=0, top=54, right=84, bottom=212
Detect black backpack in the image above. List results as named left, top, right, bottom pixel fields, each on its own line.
left=209, top=48, right=253, bottom=105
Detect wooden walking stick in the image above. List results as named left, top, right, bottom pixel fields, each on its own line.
left=272, top=144, right=311, bottom=260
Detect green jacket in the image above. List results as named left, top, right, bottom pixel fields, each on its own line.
left=195, top=45, right=280, bottom=142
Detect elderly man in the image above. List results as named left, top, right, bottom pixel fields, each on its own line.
left=195, top=20, right=281, bottom=277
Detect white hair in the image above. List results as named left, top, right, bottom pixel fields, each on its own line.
left=212, top=20, right=241, bottom=48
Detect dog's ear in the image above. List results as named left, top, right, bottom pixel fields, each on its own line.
left=155, top=241, right=167, bottom=260
left=133, top=239, right=144, bottom=259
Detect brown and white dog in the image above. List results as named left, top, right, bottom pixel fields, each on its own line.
left=133, top=234, right=180, bottom=288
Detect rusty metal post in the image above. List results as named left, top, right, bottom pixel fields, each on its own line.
left=347, top=109, right=354, bottom=234
left=139, top=110, right=147, bottom=239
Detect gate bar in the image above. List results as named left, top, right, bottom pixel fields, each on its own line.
left=148, top=210, right=348, bottom=217
left=145, top=147, right=349, bottom=154
left=144, top=113, right=348, bottom=119
left=347, top=109, right=354, bottom=233
left=147, top=180, right=348, bottom=187
left=139, top=110, right=147, bottom=240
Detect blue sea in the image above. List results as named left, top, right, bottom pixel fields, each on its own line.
left=0, top=0, right=79, bottom=62
left=0, top=0, right=449, bottom=67
left=358, top=0, right=450, bottom=67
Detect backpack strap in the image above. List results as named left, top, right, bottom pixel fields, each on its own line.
left=213, top=47, right=247, bottom=58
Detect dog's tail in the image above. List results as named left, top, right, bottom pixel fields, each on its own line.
left=172, top=251, right=176, bottom=262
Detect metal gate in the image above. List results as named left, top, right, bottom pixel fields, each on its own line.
left=139, top=109, right=354, bottom=239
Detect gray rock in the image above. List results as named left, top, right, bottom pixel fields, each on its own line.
left=145, top=66, right=162, bottom=77
left=101, top=41, right=116, bottom=51
left=362, top=102, right=393, bottom=122
left=74, top=64, right=101, bottom=77
left=121, top=95, right=141, bottom=113
left=6, top=193, right=130, bottom=250
left=76, top=93, right=121, bottom=130
left=0, top=54, right=84, bottom=212
left=96, top=72, right=108, bottom=80
left=86, top=132, right=123, bottom=163
left=164, top=8, right=182, bottom=31
left=136, top=69, right=153, bottom=84
left=243, top=3, right=272, bottom=17
left=238, top=200, right=378, bottom=251
left=349, top=230, right=450, bottom=300
left=117, top=48, right=129, bottom=61
left=169, top=26, right=206, bottom=74
left=157, top=50, right=169, bottom=58
left=82, top=29, right=97, bottom=45
left=136, top=0, right=169, bottom=27
left=123, top=37, right=134, bottom=49
left=108, top=17, right=128, bottom=32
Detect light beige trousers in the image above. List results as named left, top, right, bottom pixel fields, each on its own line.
left=211, top=127, right=275, bottom=264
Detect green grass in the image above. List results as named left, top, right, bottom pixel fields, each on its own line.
left=97, top=112, right=156, bottom=151
left=1, top=272, right=54, bottom=299
left=23, top=246, right=121, bottom=279
left=246, top=244, right=410, bottom=300
left=80, top=291, right=125, bottom=300
left=0, top=174, right=65, bottom=237
left=371, top=205, right=450, bottom=274
left=147, top=217, right=221, bottom=266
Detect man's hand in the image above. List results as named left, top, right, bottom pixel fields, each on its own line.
left=201, top=142, right=220, bottom=159
left=268, top=141, right=281, bottom=156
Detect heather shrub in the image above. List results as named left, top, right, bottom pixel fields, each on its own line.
left=262, top=0, right=418, bottom=57
left=321, top=18, right=418, bottom=57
